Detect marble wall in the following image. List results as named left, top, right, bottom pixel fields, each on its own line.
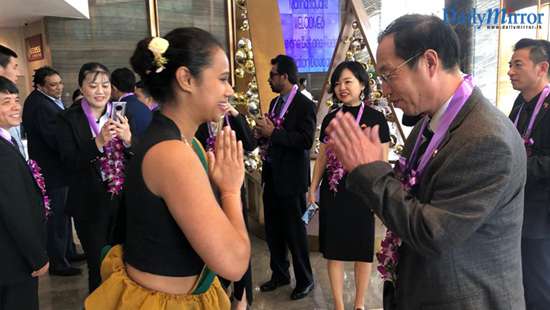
left=46, top=0, right=149, bottom=105
left=157, top=0, right=228, bottom=51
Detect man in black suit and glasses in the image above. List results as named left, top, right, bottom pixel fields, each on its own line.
left=256, top=55, right=315, bottom=300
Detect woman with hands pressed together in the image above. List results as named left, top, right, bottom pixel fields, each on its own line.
left=85, top=27, right=250, bottom=310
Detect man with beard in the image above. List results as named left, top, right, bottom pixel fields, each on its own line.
left=255, top=55, right=316, bottom=300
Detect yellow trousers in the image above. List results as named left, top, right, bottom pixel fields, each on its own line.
left=85, top=245, right=230, bottom=310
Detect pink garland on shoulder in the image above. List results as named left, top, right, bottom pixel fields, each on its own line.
left=27, top=160, right=51, bottom=217
left=99, top=138, right=126, bottom=195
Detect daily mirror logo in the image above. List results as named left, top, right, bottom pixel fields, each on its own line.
left=444, top=8, right=545, bottom=29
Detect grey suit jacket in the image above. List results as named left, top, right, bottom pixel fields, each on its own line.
left=347, top=88, right=526, bottom=310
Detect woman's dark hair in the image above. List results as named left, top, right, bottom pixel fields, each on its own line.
left=130, top=27, right=224, bottom=104
left=329, top=61, right=370, bottom=100
left=78, top=62, right=110, bottom=87
left=0, top=76, right=18, bottom=94
left=33, top=66, right=59, bottom=88
left=72, top=89, right=82, bottom=104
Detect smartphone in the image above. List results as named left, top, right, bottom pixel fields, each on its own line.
left=301, top=202, right=319, bottom=225
left=111, top=101, right=127, bottom=122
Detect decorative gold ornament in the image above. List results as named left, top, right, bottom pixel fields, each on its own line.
left=247, top=50, right=254, bottom=60
left=235, top=49, right=247, bottom=65
left=240, top=20, right=250, bottom=32
left=237, top=38, right=252, bottom=51
left=244, top=59, right=255, bottom=73
left=325, top=98, right=334, bottom=108
left=235, top=67, right=245, bottom=79
left=236, top=0, right=246, bottom=9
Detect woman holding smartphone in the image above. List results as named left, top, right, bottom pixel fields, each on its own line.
left=308, top=61, right=390, bottom=310
left=56, top=62, right=132, bottom=293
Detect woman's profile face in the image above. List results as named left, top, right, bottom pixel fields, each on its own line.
left=192, top=48, right=234, bottom=122
left=80, top=71, right=111, bottom=109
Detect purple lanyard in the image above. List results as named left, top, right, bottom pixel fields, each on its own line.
left=207, top=114, right=231, bottom=138
left=119, top=92, right=134, bottom=101
left=269, top=85, right=298, bottom=120
left=513, top=85, right=550, bottom=144
left=81, top=98, right=111, bottom=137
left=404, top=75, right=475, bottom=186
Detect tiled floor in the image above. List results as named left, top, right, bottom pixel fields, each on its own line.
left=38, top=234, right=385, bottom=310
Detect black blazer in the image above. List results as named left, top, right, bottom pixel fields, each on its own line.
left=0, top=137, right=48, bottom=285
left=261, top=92, right=316, bottom=196
left=195, top=113, right=257, bottom=152
left=509, top=91, right=550, bottom=238
left=22, top=89, right=67, bottom=189
left=55, top=104, right=120, bottom=220
left=123, top=94, right=152, bottom=138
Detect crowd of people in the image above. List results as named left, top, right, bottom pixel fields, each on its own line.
left=0, top=13, right=549, bottom=310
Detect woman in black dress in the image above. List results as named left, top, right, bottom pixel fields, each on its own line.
left=308, top=61, right=390, bottom=310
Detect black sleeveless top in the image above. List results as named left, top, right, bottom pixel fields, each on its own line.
left=124, top=112, right=204, bottom=276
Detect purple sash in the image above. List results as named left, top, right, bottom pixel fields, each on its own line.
left=513, top=84, right=550, bottom=155
left=81, top=98, right=111, bottom=137
left=269, top=85, right=298, bottom=128
left=397, top=75, right=475, bottom=189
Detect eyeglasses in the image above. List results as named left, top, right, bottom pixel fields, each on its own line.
left=269, top=71, right=281, bottom=79
left=378, top=51, right=423, bottom=84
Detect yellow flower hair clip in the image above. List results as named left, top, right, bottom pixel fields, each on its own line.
left=148, top=37, right=169, bottom=73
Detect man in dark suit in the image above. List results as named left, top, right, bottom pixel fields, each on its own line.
left=508, top=38, right=550, bottom=310
left=327, top=15, right=526, bottom=309
left=255, top=55, right=315, bottom=300
left=0, top=45, right=25, bottom=157
left=111, top=68, right=152, bottom=137
left=22, top=66, right=82, bottom=276
left=0, top=76, right=49, bottom=310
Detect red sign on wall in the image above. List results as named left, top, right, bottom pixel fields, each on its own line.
left=25, top=34, right=44, bottom=62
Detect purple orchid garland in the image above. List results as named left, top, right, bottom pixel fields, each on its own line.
left=27, top=160, right=51, bottom=217
left=376, top=230, right=402, bottom=284
left=99, top=138, right=125, bottom=195
left=324, top=137, right=345, bottom=192
left=81, top=98, right=126, bottom=196
left=324, top=102, right=365, bottom=192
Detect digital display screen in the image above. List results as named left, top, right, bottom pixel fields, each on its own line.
left=278, top=0, right=340, bottom=73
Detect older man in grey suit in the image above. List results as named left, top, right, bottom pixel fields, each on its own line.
left=326, top=15, right=526, bottom=310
